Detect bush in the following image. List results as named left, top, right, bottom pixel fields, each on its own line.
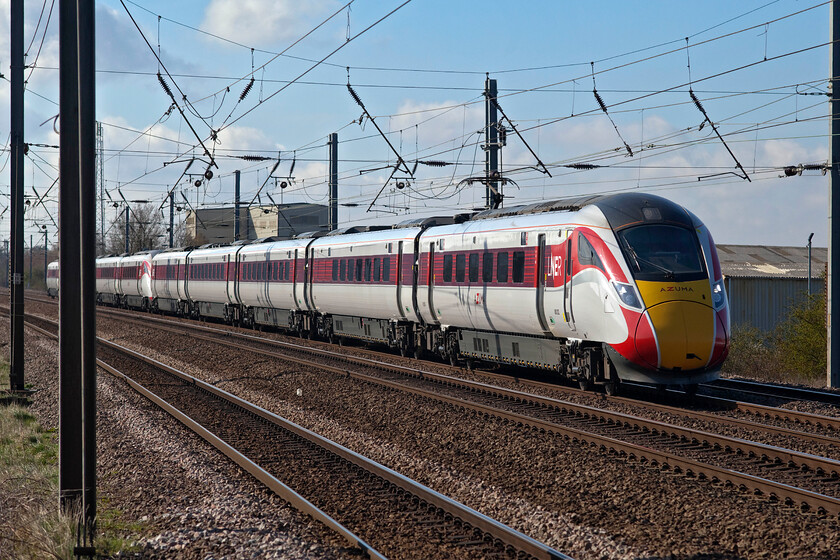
left=723, top=291, right=827, bottom=386
left=773, top=292, right=826, bottom=382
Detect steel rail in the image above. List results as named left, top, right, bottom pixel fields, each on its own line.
left=90, top=308, right=840, bottom=472
left=80, top=308, right=840, bottom=515
left=21, top=319, right=389, bottom=560
left=24, top=294, right=840, bottom=435
left=23, top=313, right=571, bottom=560
left=706, top=378, right=840, bottom=407
left=93, top=304, right=840, bottom=439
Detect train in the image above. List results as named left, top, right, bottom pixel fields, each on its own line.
left=47, top=192, right=729, bottom=393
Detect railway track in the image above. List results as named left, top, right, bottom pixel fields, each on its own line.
left=20, top=310, right=570, bottom=560
left=703, top=377, right=840, bottom=406
left=70, top=305, right=840, bottom=517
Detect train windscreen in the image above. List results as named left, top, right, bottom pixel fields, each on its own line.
left=617, top=224, right=706, bottom=282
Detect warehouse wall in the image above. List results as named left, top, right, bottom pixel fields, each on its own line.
left=725, top=277, right=823, bottom=332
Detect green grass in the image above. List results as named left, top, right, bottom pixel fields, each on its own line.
left=0, top=360, right=141, bottom=558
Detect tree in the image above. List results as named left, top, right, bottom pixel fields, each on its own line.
left=105, top=203, right=167, bottom=254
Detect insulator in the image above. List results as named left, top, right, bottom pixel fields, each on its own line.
left=593, top=89, right=608, bottom=114
left=347, top=84, right=364, bottom=108
left=240, top=77, right=255, bottom=102
left=690, top=89, right=705, bottom=114
left=419, top=160, right=451, bottom=167
left=565, top=163, right=600, bottom=170
left=157, top=72, right=174, bottom=99
left=623, top=142, right=634, bottom=157
left=411, top=161, right=418, bottom=175
left=241, top=155, right=270, bottom=161
left=289, top=156, right=296, bottom=176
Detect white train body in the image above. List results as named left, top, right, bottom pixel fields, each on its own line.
left=63, top=192, right=729, bottom=389
left=46, top=261, right=60, bottom=297
left=151, top=249, right=191, bottom=314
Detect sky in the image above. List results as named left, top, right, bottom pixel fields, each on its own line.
left=0, top=0, right=832, bottom=250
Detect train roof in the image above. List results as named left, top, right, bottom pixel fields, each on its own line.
left=470, top=192, right=696, bottom=231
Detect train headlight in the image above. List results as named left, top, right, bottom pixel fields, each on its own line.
left=712, top=279, right=726, bottom=309
left=612, top=281, right=641, bottom=309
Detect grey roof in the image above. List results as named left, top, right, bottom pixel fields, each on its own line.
left=716, top=244, right=827, bottom=279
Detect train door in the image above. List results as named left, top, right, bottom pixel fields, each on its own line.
left=427, top=243, right=439, bottom=322
left=396, top=241, right=405, bottom=319
left=563, top=233, right=576, bottom=331
left=303, top=246, right=315, bottom=310
left=536, top=234, right=551, bottom=334
left=292, top=249, right=300, bottom=309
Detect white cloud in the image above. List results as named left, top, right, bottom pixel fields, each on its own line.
left=201, top=0, right=337, bottom=47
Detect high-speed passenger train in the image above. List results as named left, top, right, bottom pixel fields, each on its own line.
left=50, top=193, right=729, bottom=392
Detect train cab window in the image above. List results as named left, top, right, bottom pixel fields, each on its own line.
left=617, top=224, right=705, bottom=281
left=482, top=253, right=493, bottom=282
left=469, top=253, right=479, bottom=282
left=340, top=259, right=346, bottom=281
left=374, top=258, right=381, bottom=281
left=497, top=252, right=509, bottom=283
left=512, top=251, right=525, bottom=283
left=364, top=259, right=372, bottom=281
left=383, top=257, right=391, bottom=281
left=443, top=254, right=453, bottom=282
left=332, top=260, right=338, bottom=281
left=355, top=259, right=363, bottom=281
left=455, top=254, right=466, bottom=283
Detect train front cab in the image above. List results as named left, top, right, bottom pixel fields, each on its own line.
left=605, top=220, right=729, bottom=387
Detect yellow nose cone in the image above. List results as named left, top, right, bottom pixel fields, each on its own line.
left=647, top=301, right=714, bottom=369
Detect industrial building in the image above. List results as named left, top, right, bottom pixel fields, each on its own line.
left=186, top=203, right=328, bottom=244
left=718, top=244, right=826, bottom=332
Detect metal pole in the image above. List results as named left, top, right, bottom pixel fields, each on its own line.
left=78, top=0, right=98, bottom=540
left=328, top=133, right=338, bottom=231
left=809, top=233, right=815, bottom=296
left=28, top=234, right=32, bottom=288
left=44, top=230, right=48, bottom=289
left=58, top=0, right=83, bottom=530
left=830, top=0, right=840, bottom=388
left=484, top=76, right=500, bottom=209
left=169, top=192, right=174, bottom=248
left=124, top=206, right=130, bottom=254
left=234, top=170, right=240, bottom=241
left=9, top=0, right=25, bottom=392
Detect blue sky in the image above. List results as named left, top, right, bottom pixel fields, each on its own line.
left=0, top=0, right=831, bottom=248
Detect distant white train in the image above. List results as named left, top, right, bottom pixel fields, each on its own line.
left=49, top=193, right=730, bottom=391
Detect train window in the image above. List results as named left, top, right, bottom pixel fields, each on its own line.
left=383, top=257, right=390, bottom=281
left=356, top=259, right=363, bottom=281
left=340, top=259, right=346, bottom=281
left=332, top=260, right=338, bottom=281
left=469, top=253, right=479, bottom=282
left=455, top=254, right=465, bottom=283
left=482, top=253, right=493, bottom=282
left=512, top=251, right=525, bottom=283
left=617, top=224, right=705, bottom=281
left=364, top=259, right=372, bottom=282
left=443, top=254, right=453, bottom=282
left=374, top=258, right=381, bottom=281
left=347, top=259, right=354, bottom=281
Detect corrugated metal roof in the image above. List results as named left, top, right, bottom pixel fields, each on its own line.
left=717, top=244, right=827, bottom=279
